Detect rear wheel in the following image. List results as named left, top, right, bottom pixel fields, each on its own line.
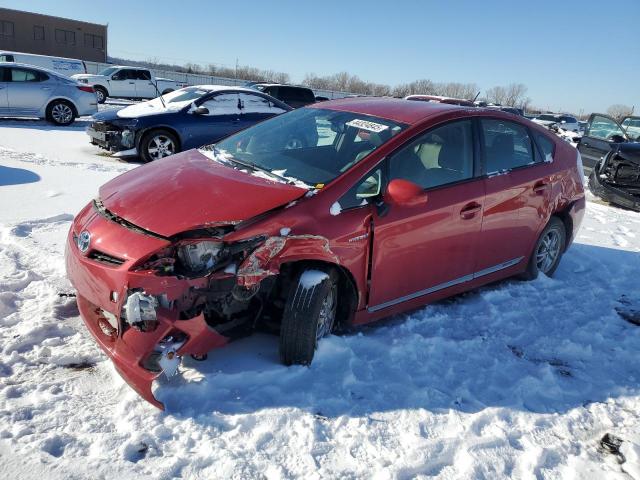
left=521, top=217, right=566, bottom=280
left=279, top=267, right=338, bottom=366
left=46, top=100, right=76, bottom=126
left=95, top=87, right=108, bottom=104
left=140, top=130, right=179, bottom=162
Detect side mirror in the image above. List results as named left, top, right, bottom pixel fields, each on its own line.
left=609, top=134, right=626, bottom=143
left=572, top=136, right=582, bottom=144
left=385, top=179, right=427, bottom=206
left=193, top=106, right=209, bottom=115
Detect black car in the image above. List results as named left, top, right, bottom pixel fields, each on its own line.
left=87, top=86, right=291, bottom=162
left=250, top=83, right=316, bottom=108
left=578, top=113, right=640, bottom=211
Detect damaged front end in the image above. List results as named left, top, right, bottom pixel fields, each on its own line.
left=589, top=145, right=640, bottom=211
left=87, top=119, right=138, bottom=156
left=66, top=198, right=326, bottom=408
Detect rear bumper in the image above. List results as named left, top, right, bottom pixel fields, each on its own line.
left=65, top=210, right=230, bottom=409
left=589, top=167, right=640, bottom=212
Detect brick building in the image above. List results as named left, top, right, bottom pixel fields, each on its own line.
left=0, top=7, right=107, bottom=62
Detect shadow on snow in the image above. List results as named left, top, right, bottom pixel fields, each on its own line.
left=0, top=165, right=41, bottom=186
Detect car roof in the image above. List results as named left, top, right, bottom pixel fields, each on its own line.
left=0, top=61, right=66, bottom=78
left=309, top=96, right=471, bottom=125
left=189, top=84, right=276, bottom=94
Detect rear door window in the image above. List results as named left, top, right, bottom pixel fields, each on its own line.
left=238, top=92, right=287, bottom=114
left=480, top=119, right=535, bottom=173
left=135, top=70, right=151, bottom=80
left=9, top=67, right=44, bottom=82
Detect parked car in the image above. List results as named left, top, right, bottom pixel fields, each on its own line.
left=66, top=98, right=585, bottom=408
left=250, top=83, right=316, bottom=108
left=532, top=113, right=579, bottom=132
left=0, top=50, right=86, bottom=76
left=485, top=105, right=523, bottom=116
left=405, top=94, right=476, bottom=107
left=577, top=113, right=640, bottom=211
left=86, top=85, right=291, bottom=161
left=72, top=66, right=187, bottom=104
left=0, top=62, right=97, bottom=125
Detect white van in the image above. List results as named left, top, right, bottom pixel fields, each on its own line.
left=0, top=51, right=86, bottom=76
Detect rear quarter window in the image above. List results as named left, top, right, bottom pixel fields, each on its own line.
left=532, top=131, right=555, bottom=162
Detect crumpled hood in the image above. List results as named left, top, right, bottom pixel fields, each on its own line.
left=99, top=149, right=307, bottom=237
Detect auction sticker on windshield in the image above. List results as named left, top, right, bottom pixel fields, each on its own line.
left=346, top=119, right=389, bottom=133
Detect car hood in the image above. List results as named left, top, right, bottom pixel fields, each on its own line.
left=99, top=149, right=308, bottom=237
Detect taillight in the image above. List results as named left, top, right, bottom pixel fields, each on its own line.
left=77, top=85, right=94, bottom=93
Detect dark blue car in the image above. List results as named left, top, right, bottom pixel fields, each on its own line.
left=86, top=85, right=292, bottom=161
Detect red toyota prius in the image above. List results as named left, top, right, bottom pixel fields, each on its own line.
left=66, top=98, right=585, bottom=408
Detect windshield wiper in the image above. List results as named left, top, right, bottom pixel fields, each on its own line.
left=211, top=146, right=300, bottom=186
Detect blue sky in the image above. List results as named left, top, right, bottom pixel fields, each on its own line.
left=2, top=0, right=638, bottom=113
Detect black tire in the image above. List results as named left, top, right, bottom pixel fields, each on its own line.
left=520, top=217, right=566, bottom=280
left=46, top=100, right=76, bottom=126
left=95, top=86, right=108, bottom=104
left=139, top=129, right=180, bottom=162
left=279, top=267, right=339, bottom=366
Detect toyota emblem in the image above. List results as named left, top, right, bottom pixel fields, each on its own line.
left=77, top=230, right=91, bottom=253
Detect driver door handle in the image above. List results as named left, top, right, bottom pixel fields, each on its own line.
left=460, top=202, right=482, bottom=219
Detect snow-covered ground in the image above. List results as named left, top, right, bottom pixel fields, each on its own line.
left=1, top=118, right=639, bottom=479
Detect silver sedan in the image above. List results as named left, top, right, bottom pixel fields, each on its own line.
left=0, top=62, right=97, bottom=125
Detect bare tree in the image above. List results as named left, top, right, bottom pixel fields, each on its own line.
left=485, top=86, right=507, bottom=105
left=607, top=104, right=634, bottom=120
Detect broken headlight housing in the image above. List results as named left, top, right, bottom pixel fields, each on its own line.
left=177, top=241, right=223, bottom=273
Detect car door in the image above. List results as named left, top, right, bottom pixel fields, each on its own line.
left=367, top=119, right=485, bottom=311
left=109, top=69, right=136, bottom=97
left=134, top=69, right=156, bottom=99
left=475, top=117, right=552, bottom=275
left=238, top=92, right=288, bottom=127
left=0, top=67, right=8, bottom=114
left=6, top=67, right=53, bottom=116
left=577, top=114, right=629, bottom=169
left=181, top=92, right=242, bottom=150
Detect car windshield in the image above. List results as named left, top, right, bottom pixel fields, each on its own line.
left=200, top=108, right=406, bottom=187
left=98, top=67, right=119, bottom=76
left=161, top=87, right=211, bottom=104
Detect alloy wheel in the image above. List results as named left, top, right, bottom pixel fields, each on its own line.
left=51, top=103, right=73, bottom=124
left=316, top=285, right=337, bottom=344
left=147, top=135, right=176, bottom=160
left=536, top=228, right=561, bottom=273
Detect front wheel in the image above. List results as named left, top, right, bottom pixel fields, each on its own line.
left=46, top=100, right=76, bottom=126
left=521, top=217, right=566, bottom=280
left=140, top=130, right=179, bottom=162
left=279, top=268, right=338, bottom=366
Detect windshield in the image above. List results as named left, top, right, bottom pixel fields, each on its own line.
left=200, top=108, right=406, bottom=187
left=161, top=87, right=211, bottom=104
left=98, top=67, right=119, bottom=76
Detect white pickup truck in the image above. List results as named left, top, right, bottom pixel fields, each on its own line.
left=71, top=66, right=188, bottom=104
